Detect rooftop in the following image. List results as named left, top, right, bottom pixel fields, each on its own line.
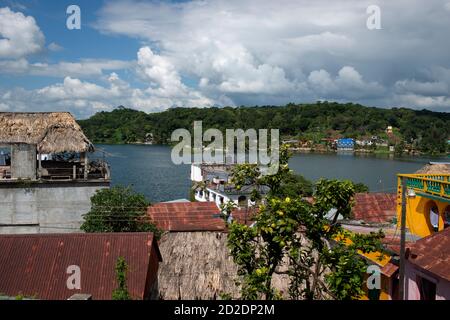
left=148, top=201, right=256, bottom=232
left=0, top=233, right=161, bottom=300
left=352, top=193, right=397, bottom=223
left=408, top=227, right=450, bottom=281
left=0, top=112, right=93, bottom=153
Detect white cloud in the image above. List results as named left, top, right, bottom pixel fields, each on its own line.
left=91, top=0, right=450, bottom=111
left=48, top=42, right=63, bottom=52
left=2, top=1, right=450, bottom=114
left=394, top=93, right=450, bottom=110
left=395, top=79, right=449, bottom=96
left=1, top=48, right=215, bottom=117
left=0, top=7, right=45, bottom=58
left=307, top=66, right=384, bottom=100
left=0, top=58, right=133, bottom=78
left=136, top=46, right=213, bottom=106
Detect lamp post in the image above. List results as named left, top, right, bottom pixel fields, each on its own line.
left=398, top=176, right=407, bottom=300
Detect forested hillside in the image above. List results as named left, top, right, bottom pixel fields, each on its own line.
left=78, top=102, right=450, bottom=154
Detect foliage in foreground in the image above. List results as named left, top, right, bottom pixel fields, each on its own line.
left=224, top=146, right=385, bottom=300
left=81, top=186, right=162, bottom=238
left=112, top=257, right=131, bottom=300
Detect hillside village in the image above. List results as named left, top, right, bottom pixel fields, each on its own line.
left=1, top=112, right=449, bottom=301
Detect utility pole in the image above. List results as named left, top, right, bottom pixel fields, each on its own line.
left=399, top=176, right=407, bottom=300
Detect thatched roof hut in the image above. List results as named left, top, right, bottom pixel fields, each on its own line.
left=157, top=232, right=241, bottom=300
left=0, top=112, right=94, bottom=153
left=150, top=202, right=290, bottom=300
left=415, top=163, right=450, bottom=174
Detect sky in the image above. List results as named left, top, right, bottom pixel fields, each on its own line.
left=0, top=0, right=450, bottom=119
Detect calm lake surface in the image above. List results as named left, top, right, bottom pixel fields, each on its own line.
left=97, top=144, right=449, bottom=203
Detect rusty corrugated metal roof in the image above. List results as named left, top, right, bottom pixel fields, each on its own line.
left=408, top=228, right=450, bottom=281
left=0, top=233, right=160, bottom=300
left=352, top=193, right=397, bottom=223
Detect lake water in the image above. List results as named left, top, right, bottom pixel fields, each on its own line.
left=96, top=144, right=449, bottom=203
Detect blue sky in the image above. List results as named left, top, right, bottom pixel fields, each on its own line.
left=1, top=0, right=450, bottom=118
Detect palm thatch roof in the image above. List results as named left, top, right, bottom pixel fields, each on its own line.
left=0, top=112, right=94, bottom=153
left=157, top=231, right=292, bottom=300
left=157, top=232, right=241, bottom=300
left=415, top=163, right=450, bottom=174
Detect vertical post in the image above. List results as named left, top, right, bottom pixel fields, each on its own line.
left=73, top=165, right=76, bottom=180
left=38, top=152, right=42, bottom=179
left=399, top=176, right=407, bottom=300
left=82, top=152, right=88, bottom=180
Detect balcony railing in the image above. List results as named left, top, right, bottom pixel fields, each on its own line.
left=397, top=174, right=450, bottom=199
left=39, top=160, right=110, bottom=181
left=0, top=160, right=110, bottom=182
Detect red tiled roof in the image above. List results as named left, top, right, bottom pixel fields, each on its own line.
left=148, top=202, right=224, bottom=231
left=0, top=233, right=161, bottom=300
left=148, top=202, right=257, bottom=232
left=352, top=193, right=397, bottom=223
left=408, top=228, right=450, bottom=281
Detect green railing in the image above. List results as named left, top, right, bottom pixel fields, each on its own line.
left=398, top=174, right=450, bottom=199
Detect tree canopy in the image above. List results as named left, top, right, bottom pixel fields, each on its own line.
left=81, top=185, right=161, bottom=238
left=79, top=102, right=450, bottom=154
left=223, top=146, right=385, bottom=300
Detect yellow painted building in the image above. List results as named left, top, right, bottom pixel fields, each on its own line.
left=396, top=174, right=450, bottom=237
left=335, top=231, right=397, bottom=300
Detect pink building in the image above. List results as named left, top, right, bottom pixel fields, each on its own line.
left=405, top=228, right=450, bottom=300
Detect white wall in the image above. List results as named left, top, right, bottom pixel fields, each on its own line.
left=190, top=164, right=203, bottom=182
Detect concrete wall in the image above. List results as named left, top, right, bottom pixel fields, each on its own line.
left=0, top=181, right=109, bottom=234
left=11, top=143, right=36, bottom=180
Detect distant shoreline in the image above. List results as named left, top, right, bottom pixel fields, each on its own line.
left=94, top=142, right=449, bottom=158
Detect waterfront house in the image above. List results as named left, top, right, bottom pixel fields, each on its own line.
left=191, top=163, right=266, bottom=208
left=0, top=233, right=162, bottom=300
left=336, top=138, right=355, bottom=151
left=404, top=228, right=450, bottom=300
left=0, top=112, right=110, bottom=234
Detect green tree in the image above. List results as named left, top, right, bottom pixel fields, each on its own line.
left=81, top=186, right=161, bottom=238
left=278, top=173, right=313, bottom=198
left=353, top=182, right=369, bottom=193
left=225, top=145, right=384, bottom=300
left=112, top=257, right=131, bottom=300
left=78, top=103, right=450, bottom=155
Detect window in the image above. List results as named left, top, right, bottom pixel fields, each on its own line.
left=417, top=276, right=436, bottom=300
left=429, top=205, right=439, bottom=232
left=0, top=146, right=11, bottom=179
left=0, top=146, right=11, bottom=166
left=238, top=196, right=247, bottom=207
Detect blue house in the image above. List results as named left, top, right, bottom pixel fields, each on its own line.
left=337, top=138, right=355, bottom=150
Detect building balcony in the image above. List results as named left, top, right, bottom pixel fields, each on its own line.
left=398, top=174, right=450, bottom=199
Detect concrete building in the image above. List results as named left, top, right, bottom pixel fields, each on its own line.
left=191, top=163, right=265, bottom=208
left=0, top=112, right=110, bottom=234
left=336, top=138, right=355, bottom=151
